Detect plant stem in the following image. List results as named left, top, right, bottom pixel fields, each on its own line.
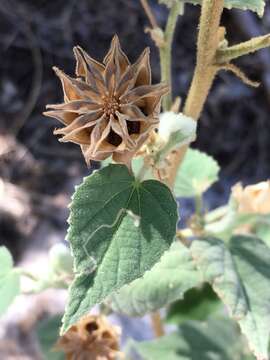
left=159, top=2, right=182, bottom=111
left=215, top=33, right=270, bottom=64
left=167, top=0, right=224, bottom=187
left=204, top=204, right=228, bottom=223
left=150, top=311, right=165, bottom=337
left=195, top=194, right=204, bottom=217
left=140, top=0, right=159, bottom=29
left=16, top=268, right=39, bottom=281
left=184, top=1, right=223, bottom=118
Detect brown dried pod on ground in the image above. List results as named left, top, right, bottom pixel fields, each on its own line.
left=44, top=35, right=168, bottom=167
left=55, top=314, right=121, bottom=360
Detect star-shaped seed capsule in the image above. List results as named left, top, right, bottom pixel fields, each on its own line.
left=44, top=35, right=168, bottom=166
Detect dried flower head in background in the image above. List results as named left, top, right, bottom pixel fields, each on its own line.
left=232, top=181, right=270, bottom=214
left=44, top=35, right=168, bottom=166
left=56, top=314, right=121, bottom=360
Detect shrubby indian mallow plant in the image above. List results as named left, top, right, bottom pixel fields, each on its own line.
left=2, top=0, right=270, bottom=359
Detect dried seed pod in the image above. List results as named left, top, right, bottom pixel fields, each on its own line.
left=55, top=314, right=121, bottom=360
left=232, top=181, right=270, bottom=214
left=44, top=35, right=168, bottom=167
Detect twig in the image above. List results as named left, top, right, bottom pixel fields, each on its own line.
left=159, top=1, right=182, bottom=110
left=150, top=311, right=165, bottom=337
left=167, top=0, right=224, bottom=187
left=12, top=21, right=43, bottom=135
left=0, top=1, right=43, bottom=135
left=231, top=10, right=270, bottom=103
left=140, top=0, right=159, bottom=29
left=215, top=34, right=270, bottom=64
left=15, top=268, right=39, bottom=282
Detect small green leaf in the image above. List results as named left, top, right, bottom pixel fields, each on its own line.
left=134, top=317, right=246, bottom=360
left=108, top=242, right=201, bottom=316
left=63, top=164, right=178, bottom=332
left=157, top=112, right=197, bottom=159
left=225, top=0, right=265, bottom=16
left=166, top=284, right=221, bottom=324
left=191, top=235, right=270, bottom=360
left=154, top=111, right=197, bottom=164
left=37, top=315, right=64, bottom=360
left=0, top=246, right=13, bottom=275
left=49, top=243, right=73, bottom=275
left=0, top=246, right=20, bottom=316
left=159, top=0, right=265, bottom=17
left=174, top=149, right=220, bottom=197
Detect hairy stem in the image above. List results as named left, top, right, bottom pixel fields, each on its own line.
left=140, top=0, right=159, bottom=29
left=215, top=33, right=270, bottom=64
left=184, top=0, right=224, bottom=118
left=150, top=311, right=165, bottom=337
left=160, top=2, right=182, bottom=110
left=16, top=268, right=39, bottom=281
left=167, top=0, right=224, bottom=186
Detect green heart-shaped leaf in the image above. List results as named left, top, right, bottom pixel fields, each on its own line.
left=62, top=164, right=178, bottom=332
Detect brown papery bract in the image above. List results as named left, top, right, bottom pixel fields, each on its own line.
left=232, top=181, right=270, bottom=214
left=55, top=314, right=122, bottom=360
left=44, top=35, right=168, bottom=167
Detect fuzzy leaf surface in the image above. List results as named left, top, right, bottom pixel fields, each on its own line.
left=62, top=164, right=177, bottom=332
left=159, top=0, right=265, bottom=17
left=109, top=242, right=201, bottom=316
left=191, top=235, right=270, bottom=360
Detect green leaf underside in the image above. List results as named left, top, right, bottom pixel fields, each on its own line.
left=0, top=247, right=20, bottom=316
left=191, top=235, right=270, bottom=360
left=37, top=315, right=64, bottom=360
left=134, top=317, right=245, bottom=360
left=109, top=242, right=201, bottom=317
left=159, top=0, right=265, bottom=17
left=166, top=284, right=221, bottom=324
left=62, top=164, right=177, bottom=332
left=255, top=222, right=270, bottom=248
left=174, top=149, right=220, bottom=197
left=0, top=246, right=13, bottom=275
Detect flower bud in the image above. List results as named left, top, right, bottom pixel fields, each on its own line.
left=49, top=243, right=73, bottom=275
left=158, top=111, right=197, bottom=146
